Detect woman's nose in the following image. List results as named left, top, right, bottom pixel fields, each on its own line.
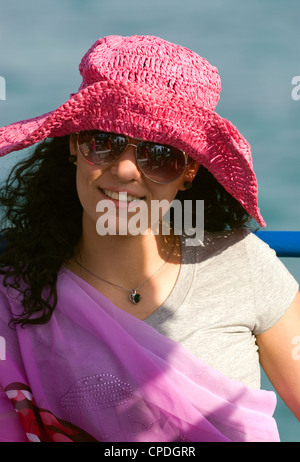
left=109, top=142, right=141, bottom=182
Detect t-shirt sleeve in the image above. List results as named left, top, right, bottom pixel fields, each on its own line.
left=244, top=230, right=299, bottom=335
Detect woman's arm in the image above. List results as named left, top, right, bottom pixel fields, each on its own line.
left=256, top=291, right=300, bottom=421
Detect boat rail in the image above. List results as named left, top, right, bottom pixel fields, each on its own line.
left=255, top=231, right=300, bottom=257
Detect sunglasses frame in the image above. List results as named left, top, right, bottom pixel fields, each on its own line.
left=75, top=131, right=189, bottom=184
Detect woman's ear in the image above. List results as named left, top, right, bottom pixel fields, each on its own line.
left=178, top=159, right=200, bottom=191
left=69, top=133, right=78, bottom=165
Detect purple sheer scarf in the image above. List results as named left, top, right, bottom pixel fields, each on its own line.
left=0, top=269, right=280, bottom=442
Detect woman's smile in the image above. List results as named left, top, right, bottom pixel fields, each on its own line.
left=99, top=188, right=145, bottom=202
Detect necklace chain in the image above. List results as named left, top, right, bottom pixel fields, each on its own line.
left=73, top=239, right=175, bottom=305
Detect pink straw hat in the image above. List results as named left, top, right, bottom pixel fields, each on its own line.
left=0, top=35, right=265, bottom=226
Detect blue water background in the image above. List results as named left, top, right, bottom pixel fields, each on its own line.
left=0, top=0, right=299, bottom=441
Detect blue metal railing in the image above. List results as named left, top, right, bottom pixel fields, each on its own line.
left=0, top=231, right=299, bottom=257
left=255, top=231, right=300, bottom=257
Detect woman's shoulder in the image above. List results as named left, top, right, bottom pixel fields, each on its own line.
left=181, top=227, right=254, bottom=258
left=199, top=227, right=276, bottom=257
left=181, top=226, right=297, bottom=277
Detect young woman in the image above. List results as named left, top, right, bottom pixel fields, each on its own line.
left=0, top=35, right=299, bottom=442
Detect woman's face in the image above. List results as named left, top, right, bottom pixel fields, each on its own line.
left=69, top=134, right=199, bottom=237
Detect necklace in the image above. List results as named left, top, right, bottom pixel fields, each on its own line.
left=72, top=240, right=175, bottom=304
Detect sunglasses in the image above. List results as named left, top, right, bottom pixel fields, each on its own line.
left=76, top=130, right=188, bottom=184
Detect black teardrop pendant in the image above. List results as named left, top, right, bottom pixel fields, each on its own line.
left=129, top=290, right=141, bottom=304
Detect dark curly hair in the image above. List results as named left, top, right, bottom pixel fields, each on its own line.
left=0, top=135, right=256, bottom=327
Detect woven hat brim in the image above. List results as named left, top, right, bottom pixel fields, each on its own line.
left=0, top=80, right=265, bottom=227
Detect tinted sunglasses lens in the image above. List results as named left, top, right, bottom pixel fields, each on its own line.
left=78, top=131, right=127, bottom=164
left=137, top=142, right=186, bottom=183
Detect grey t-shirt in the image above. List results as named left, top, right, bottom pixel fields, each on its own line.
left=145, top=228, right=299, bottom=389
